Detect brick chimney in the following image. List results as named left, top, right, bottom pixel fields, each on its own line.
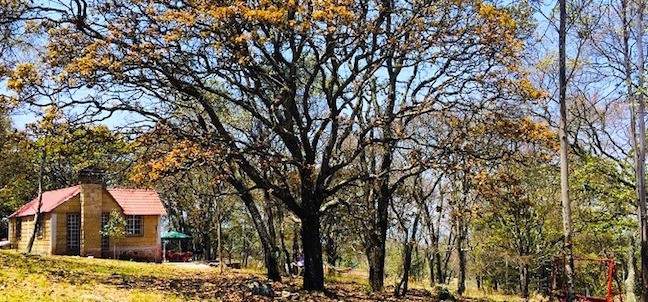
left=78, top=166, right=105, bottom=185
left=78, top=166, right=105, bottom=257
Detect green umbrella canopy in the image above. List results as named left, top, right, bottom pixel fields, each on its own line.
left=161, top=231, right=192, bottom=239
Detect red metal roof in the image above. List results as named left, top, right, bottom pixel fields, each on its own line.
left=107, top=189, right=167, bottom=216
left=9, top=186, right=81, bottom=218
left=9, top=186, right=166, bottom=218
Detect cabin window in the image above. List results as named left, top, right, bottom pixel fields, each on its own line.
left=126, top=215, right=143, bottom=236
left=15, top=218, right=22, bottom=240
left=67, top=213, right=81, bottom=253
left=101, top=213, right=109, bottom=251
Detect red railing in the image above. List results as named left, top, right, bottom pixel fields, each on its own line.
left=550, top=257, right=621, bottom=302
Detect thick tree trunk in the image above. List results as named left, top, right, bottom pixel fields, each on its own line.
left=263, top=243, right=281, bottom=279
left=367, top=243, right=386, bottom=292
left=364, top=180, right=390, bottom=292
left=373, top=172, right=392, bottom=292
left=301, top=212, right=324, bottom=291
left=558, top=0, right=575, bottom=300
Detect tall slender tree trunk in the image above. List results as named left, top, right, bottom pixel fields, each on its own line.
left=395, top=214, right=420, bottom=297
left=278, top=206, right=291, bottom=275
left=228, top=176, right=281, bottom=281
left=292, top=223, right=300, bottom=259
left=456, top=216, right=467, bottom=295
left=435, top=250, right=443, bottom=284
left=217, top=203, right=223, bottom=274
left=363, top=145, right=392, bottom=293
left=624, top=2, right=640, bottom=301
left=519, top=264, right=529, bottom=299
left=241, top=224, right=249, bottom=267
left=428, top=249, right=435, bottom=287
left=636, top=1, right=648, bottom=300
left=505, top=259, right=509, bottom=291
left=455, top=173, right=469, bottom=296
left=26, top=149, right=45, bottom=254
left=629, top=232, right=638, bottom=302
left=435, top=196, right=444, bottom=284
left=558, top=0, right=575, bottom=300
left=442, top=230, right=455, bottom=284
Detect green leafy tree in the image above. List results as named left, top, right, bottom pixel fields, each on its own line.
left=0, top=107, right=35, bottom=238
left=100, top=210, right=126, bottom=259
left=26, top=108, right=132, bottom=189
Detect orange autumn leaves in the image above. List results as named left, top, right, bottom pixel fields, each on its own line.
left=130, top=129, right=225, bottom=185
left=3, top=0, right=529, bottom=93
left=131, top=140, right=205, bottom=184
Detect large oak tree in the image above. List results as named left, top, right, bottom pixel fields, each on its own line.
left=6, top=0, right=532, bottom=290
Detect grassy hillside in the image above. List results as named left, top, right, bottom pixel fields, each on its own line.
left=0, top=251, right=529, bottom=301
left=0, top=250, right=328, bottom=301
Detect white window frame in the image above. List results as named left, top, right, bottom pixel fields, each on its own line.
left=101, top=212, right=109, bottom=250
left=126, top=215, right=143, bottom=236
left=66, top=213, right=80, bottom=253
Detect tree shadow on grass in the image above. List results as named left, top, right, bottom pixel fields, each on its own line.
left=5, top=252, right=449, bottom=301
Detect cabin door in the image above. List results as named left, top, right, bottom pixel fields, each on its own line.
left=66, top=213, right=80, bottom=255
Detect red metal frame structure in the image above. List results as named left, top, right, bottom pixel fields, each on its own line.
left=550, top=257, right=621, bottom=302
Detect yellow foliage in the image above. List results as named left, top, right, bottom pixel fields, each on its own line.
left=130, top=136, right=221, bottom=185
left=243, top=7, right=288, bottom=23
left=58, top=40, right=118, bottom=79
left=7, top=63, right=41, bottom=92
left=516, top=79, right=549, bottom=100
left=158, top=10, right=197, bottom=26
left=0, top=64, right=7, bottom=78
left=163, top=32, right=180, bottom=42
left=473, top=1, right=522, bottom=62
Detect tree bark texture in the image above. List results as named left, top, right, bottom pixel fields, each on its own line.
left=559, top=0, right=575, bottom=300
